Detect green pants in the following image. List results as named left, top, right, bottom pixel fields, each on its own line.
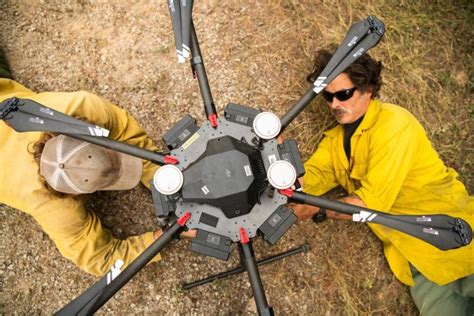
left=410, top=267, right=474, bottom=316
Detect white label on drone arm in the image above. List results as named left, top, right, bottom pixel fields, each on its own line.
left=29, top=117, right=44, bottom=124
left=353, top=48, right=365, bottom=58
left=201, top=185, right=210, bottom=195
left=107, top=259, right=124, bottom=284
left=40, top=107, right=54, bottom=115
left=422, top=227, right=439, bottom=235
left=352, top=210, right=377, bottom=222
left=313, top=76, right=327, bottom=93
left=88, top=126, right=110, bottom=137
left=168, top=0, right=176, bottom=12
left=348, top=36, right=358, bottom=47
left=416, top=216, right=432, bottom=222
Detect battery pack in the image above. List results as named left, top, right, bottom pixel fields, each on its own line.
left=224, top=103, right=261, bottom=127
left=258, top=205, right=297, bottom=245
left=162, top=115, right=199, bottom=150
left=191, top=229, right=233, bottom=261
left=278, top=139, right=305, bottom=177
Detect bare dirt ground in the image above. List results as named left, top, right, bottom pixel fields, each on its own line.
left=1, top=0, right=472, bottom=315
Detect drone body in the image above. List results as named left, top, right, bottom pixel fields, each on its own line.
left=151, top=104, right=304, bottom=261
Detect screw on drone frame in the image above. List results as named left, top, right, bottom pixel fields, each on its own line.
left=278, top=16, right=385, bottom=134
left=280, top=189, right=472, bottom=251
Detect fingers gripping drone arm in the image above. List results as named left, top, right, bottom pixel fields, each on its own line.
left=281, top=189, right=472, bottom=251
left=279, top=16, right=385, bottom=133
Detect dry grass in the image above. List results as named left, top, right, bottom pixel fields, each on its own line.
left=0, top=0, right=472, bottom=315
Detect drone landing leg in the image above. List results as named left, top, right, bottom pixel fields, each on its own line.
left=182, top=243, right=309, bottom=290
left=238, top=241, right=274, bottom=316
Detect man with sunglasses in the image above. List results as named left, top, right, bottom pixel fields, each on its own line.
left=291, top=48, right=473, bottom=314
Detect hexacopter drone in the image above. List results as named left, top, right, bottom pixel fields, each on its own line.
left=0, top=2, right=471, bottom=315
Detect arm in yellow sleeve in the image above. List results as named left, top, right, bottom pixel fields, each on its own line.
left=303, top=135, right=339, bottom=196
left=293, top=136, right=339, bottom=220
left=32, top=195, right=159, bottom=276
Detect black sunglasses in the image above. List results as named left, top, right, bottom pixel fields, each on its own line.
left=322, top=87, right=357, bottom=102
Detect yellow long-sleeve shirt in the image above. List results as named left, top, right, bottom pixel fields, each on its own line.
left=304, top=99, right=473, bottom=286
left=0, top=79, right=161, bottom=276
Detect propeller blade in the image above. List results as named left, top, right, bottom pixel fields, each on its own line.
left=167, top=0, right=185, bottom=63
left=279, top=16, right=385, bottom=131
left=54, top=260, right=124, bottom=316
left=283, top=190, right=472, bottom=251
left=313, top=16, right=384, bottom=93
left=180, top=0, right=193, bottom=58
left=1, top=97, right=171, bottom=165
left=353, top=210, right=469, bottom=250
left=1, top=98, right=109, bottom=136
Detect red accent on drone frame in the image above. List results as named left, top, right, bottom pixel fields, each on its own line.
left=177, top=212, right=191, bottom=226
left=240, top=227, right=250, bottom=244
left=208, top=113, right=218, bottom=127
left=164, top=155, right=179, bottom=164
left=279, top=189, right=294, bottom=198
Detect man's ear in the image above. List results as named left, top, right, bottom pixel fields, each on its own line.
left=365, top=87, right=374, bottom=99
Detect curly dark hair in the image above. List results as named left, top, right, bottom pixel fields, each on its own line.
left=306, top=47, right=383, bottom=98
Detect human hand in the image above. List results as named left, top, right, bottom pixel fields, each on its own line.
left=180, top=229, right=197, bottom=239
left=153, top=228, right=197, bottom=240
left=153, top=228, right=163, bottom=240
left=277, top=135, right=284, bottom=144
left=288, top=203, right=319, bottom=221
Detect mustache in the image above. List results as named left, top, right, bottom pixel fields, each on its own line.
left=331, top=108, right=350, bottom=116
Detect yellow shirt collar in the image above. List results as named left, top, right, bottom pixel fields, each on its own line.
left=323, top=98, right=382, bottom=138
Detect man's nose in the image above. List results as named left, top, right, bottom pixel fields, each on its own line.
left=328, top=98, right=341, bottom=110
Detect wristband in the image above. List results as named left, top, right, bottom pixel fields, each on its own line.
left=312, top=207, right=327, bottom=223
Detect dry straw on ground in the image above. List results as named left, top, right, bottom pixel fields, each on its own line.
left=0, top=0, right=472, bottom=315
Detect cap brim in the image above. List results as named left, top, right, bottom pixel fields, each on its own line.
left=101, top=152, right=143, bottom=191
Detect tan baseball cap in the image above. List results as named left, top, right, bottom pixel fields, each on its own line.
left=40, top=135, right=143, bottom=194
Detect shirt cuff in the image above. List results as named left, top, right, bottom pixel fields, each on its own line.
left=353, top=187, right=386, bottom=212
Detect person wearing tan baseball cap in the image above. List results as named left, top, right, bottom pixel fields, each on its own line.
left=0, top=72, right=166, bottom=276
left=40, top=134, right=143, bottom=195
